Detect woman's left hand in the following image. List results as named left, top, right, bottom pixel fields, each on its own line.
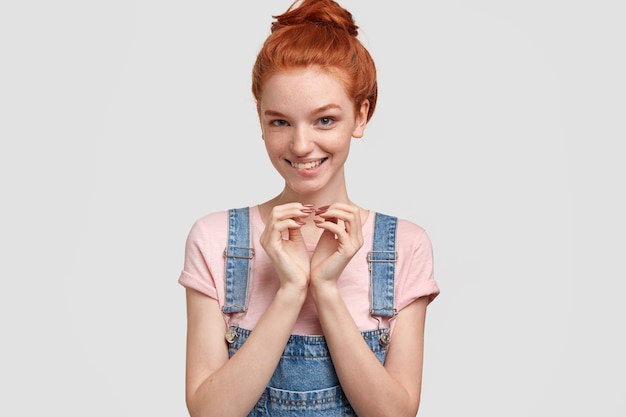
left=310, top=203, right=364, bottom=286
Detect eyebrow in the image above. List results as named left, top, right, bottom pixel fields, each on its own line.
left=264, top=104, right=342, bottom=118
left=313, top=104, right=342, bottom=114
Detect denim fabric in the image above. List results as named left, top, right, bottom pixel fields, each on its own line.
left=224, top=207, right=397, bottom=416
left=368, top=213, right=398, bottom=317
left=223, top=207, right=254, bottom=314
left=228, top=327, right=389, bottom=416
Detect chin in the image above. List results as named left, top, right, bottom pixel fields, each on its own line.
left=287, top=181, right=326, bottom=196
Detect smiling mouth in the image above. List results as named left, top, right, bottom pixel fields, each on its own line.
left=290, top=158, right=327, bottom=169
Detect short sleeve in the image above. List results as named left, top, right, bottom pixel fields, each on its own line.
left=177, top=214, right=224, bottom=301
left=395, top=220, right=440, bottom=312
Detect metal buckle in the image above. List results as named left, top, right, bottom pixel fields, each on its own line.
left=366, top=250, right=398, bottom=270
left=225, top=328, right=238, bottom=344
left=372, top=315, right=392, bottom=347
left=379, top=332, right=391, bottom=347
left=223, top=246, right=255, bottom=259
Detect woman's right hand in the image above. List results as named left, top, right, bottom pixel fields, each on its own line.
left=259, top=203, right=312, bottom=292
left=185, top=203, right=315, bottom=417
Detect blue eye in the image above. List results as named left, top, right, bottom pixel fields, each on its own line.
left=271, top=119, right=289, bottom=127
left=319, top=117, right=334, bottom=126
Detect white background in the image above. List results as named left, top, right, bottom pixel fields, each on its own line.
left=1, top=1, right=624, bottom=415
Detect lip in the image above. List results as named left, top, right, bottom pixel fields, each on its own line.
left=289, top=158, right=327, bottom=169
left=287, top=157, right=328, bottom=175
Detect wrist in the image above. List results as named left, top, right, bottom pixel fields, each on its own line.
left=276, top=284, right=308, bottom=306
left=309, top=279, right=340, bottom=304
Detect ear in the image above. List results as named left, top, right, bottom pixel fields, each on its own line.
left=351, top=100, right=369, bottom=139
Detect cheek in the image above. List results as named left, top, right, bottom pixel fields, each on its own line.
left=263, top=137, right=286, bottom=156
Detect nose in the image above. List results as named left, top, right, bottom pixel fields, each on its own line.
left=290, top=125, right=315, bottom=156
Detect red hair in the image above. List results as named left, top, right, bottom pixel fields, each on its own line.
left=251, top=0, right=378, bottom=121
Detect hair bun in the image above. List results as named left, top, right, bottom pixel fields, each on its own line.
left=272, top=0, right=359, bottom=36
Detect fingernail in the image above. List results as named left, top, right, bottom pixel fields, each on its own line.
left=313, top=219, right=324, bottom=224
left=295, top=221, right=306, bottom=226
left=302, top=203, right=315, bottom=207
left=301, top=208, right=315, bottom=213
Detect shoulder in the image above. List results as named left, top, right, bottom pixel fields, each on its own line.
left=396, top=218, right=432, bottom=257
left=377, top=215, right=433, bottom=264
left=373, top=213, right=429, bottom=245
left=184, top=209, right=232, bottom=249
left=189, top=209, right=229, bottom=233
left=396, top=218, right=428, bottom=241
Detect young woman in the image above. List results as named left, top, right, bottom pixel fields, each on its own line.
left=178, top=1, right=440, bottom=415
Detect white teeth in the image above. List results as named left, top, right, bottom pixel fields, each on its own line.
left=291, top=159, right=323, bottom=169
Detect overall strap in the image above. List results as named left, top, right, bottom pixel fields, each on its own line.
left=222, top=207, right=254, bottom=314
left=368, top=212, right=398, bottom=318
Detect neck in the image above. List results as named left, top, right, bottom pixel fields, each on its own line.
left=271, top=189, right=351, bottom=208
left=257, top=188, right=368, bottom=244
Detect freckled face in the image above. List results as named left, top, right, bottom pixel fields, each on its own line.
left=259, top=67, right=368, bottom=196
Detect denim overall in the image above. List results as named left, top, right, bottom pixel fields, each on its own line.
left=223, top=207, right=398, bottom=416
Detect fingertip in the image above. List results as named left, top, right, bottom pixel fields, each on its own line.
left=315, top=205, right=330, bottom=215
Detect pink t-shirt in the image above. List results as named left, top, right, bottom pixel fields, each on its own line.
left=178, top=205, right=439, bottom=335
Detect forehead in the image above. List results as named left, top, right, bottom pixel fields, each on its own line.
left=261, top=67, right=351, bottom=107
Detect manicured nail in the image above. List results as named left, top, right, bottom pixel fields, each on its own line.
left=302, top=203, right=315, bottom=207
left=313, top=219, right=324, bottom=224
left=295, top=221, right=306, bottom=226
left=301, top=208, right=315, bottom=213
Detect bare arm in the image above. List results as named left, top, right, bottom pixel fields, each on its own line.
left=311, top=287, right=428, bottom=417
left=185, top=203, right=311, bottom=417
left=310, top=203, right=428, bottom=416
left=185, top=286, right=306, bottom=417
